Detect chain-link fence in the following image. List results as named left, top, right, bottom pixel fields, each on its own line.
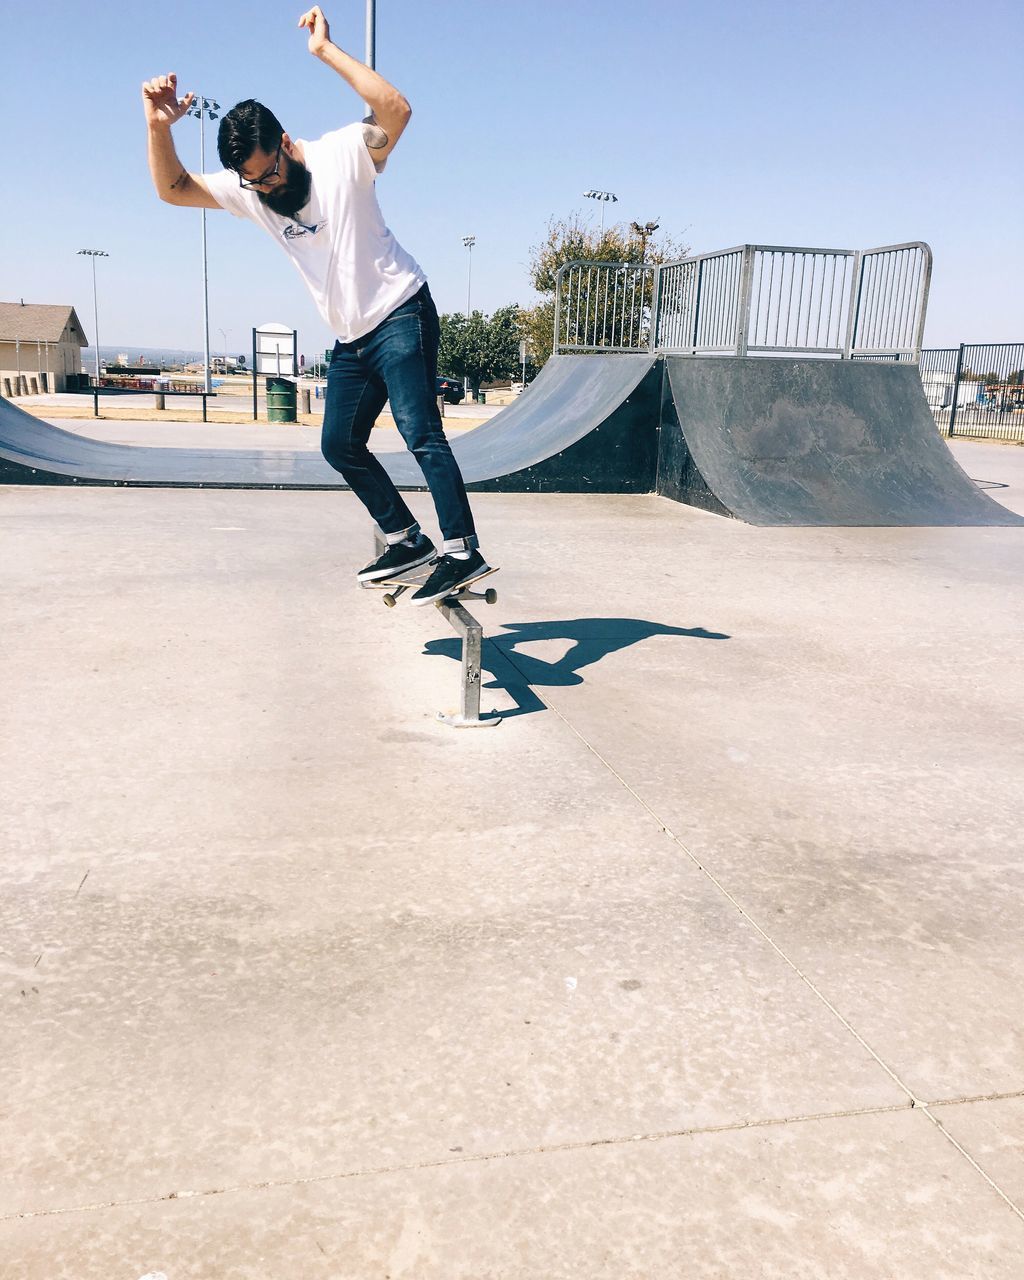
left=921, top=344, right=1024, bottom=442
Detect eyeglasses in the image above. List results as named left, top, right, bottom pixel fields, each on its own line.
left=239, top=141, right=283, bottom=190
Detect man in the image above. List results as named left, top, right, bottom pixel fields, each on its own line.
left=142, top=5, right=489, bottom=606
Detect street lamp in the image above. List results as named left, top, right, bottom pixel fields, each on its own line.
left=77, top=249, right=108, bottom=383
left=461, top=235, right=476, bottom=397
left=186, top=95, right=220, bottom=394
left=462, top=235, right=476, bottom=315
left=630, top=220, right=660, bottom=262
left=584, top=189, right=618, bottom=232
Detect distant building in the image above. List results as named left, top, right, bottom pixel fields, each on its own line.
left=0, top=301, right=88, bottom=395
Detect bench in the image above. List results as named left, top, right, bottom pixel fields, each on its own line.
left=70, top=387, right=219, bottom=423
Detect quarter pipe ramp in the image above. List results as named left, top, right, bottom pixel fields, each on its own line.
left=659, top=357, right=1022, bottom=526
left=1, top=353, right=1020, bottom=526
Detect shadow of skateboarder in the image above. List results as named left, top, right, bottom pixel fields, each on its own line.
left=422, top=617, right=730, bottom=718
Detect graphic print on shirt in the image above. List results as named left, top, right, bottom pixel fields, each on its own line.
left=283, top=219, right=328, bottom=241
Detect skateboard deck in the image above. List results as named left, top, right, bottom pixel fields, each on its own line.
left=361, top=565, right=499, bottom=608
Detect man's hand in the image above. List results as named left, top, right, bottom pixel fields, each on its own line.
left=298, top=6, right=332, bottom=56
left=142, top=73, right=194, bottom=129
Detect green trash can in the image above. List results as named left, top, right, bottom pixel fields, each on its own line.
left=266, top=376, right=297, bottom=423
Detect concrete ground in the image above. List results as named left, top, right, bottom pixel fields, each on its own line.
left=2, top=436, right=1023, bottom=1277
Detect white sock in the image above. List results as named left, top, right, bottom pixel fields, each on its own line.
left=448, top=550, right=471, bottom=560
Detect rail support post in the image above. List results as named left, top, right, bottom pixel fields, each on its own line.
left=435, top=597, right=500, bottom=728
left=373, top=530, right=501, bottom=727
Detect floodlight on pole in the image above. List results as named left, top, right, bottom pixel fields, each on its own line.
left=461, top=235, right=476, bottom=398
left=77, top=249, right=109, bottom=382
left=462, top=236, right=476, bottom=315
left=186, top=95, right=220, bottom=394
left=630, top=220, right=660, bottom=262
left=583, top=189, right=618, bottom=232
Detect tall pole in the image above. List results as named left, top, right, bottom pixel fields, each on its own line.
left=200, top=110, right=211, bottom=393
left=91, top=256, right=100, bottom=379
left=188, top=96, right=220, bottom=395
left=462, top=235, right=476, bottom=398
left=77, top=249, right=108, bottom=382
left=463, top=235, right=476, bottom=314
left=198, top=99, right=212, bottom=391
left=365, top=0, right=376, bottom=67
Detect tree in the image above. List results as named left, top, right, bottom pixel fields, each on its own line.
left=439, top=304, right=523, bottom=397
left=521, top=215, right=689, bottom=367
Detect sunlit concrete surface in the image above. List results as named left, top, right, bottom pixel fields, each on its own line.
left=2, top=440, right=1022, bottom=1276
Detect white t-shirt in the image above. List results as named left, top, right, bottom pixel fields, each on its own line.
left=205, top=123, right=426, bottom=343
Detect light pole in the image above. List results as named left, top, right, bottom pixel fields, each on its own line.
left=584, top=189, right=618, bottom=233
left=461, top=235, right=476, bottom=398
left=630, top=220, right=660, bottom=262
left=218, top=327, right=231, bottom=373
left=77, top=249, right=108, bottom=383
left=462, top=235, right=476, bottom=316
left=365, top=0, right=376, bottom=67
left=186, top=95, right=220, bottom=394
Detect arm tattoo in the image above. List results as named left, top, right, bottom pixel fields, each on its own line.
left=360, top=122, right=388, bottom=150
left=169, top=168, right=189, bottom=191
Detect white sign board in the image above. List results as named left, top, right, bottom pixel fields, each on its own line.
left=255, top=323, right=296, bottom=377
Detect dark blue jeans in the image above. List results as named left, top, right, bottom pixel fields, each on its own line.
left=321, top=283, right=478, bottom=550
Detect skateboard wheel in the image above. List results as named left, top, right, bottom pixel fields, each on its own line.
left=484, top=588, right=498, bottom=604
left=383, top=594, right=397, bottom=608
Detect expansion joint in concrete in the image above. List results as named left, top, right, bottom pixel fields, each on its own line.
left=524, top=680, right=1024, bottom=1227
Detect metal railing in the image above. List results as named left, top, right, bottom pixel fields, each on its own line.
left=553, top=261, right=655, bottom=353
left=920, top=344, right=1024, bottom=442
left=553, top=241, right=932, bottom=362
left=850, top=243, right=932, bottom=361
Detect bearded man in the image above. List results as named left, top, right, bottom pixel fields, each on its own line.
left=142, top=5, right=490, bottom=605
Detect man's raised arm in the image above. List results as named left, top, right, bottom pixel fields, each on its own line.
left=142, top=73, right=221, bottom=209
left=298, top=6, right=411, bottom=169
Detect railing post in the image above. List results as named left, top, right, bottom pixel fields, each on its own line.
left=948, top=343, right=966, bottom=438
left=735, top=246, right=755, bottom=357
left=913, top=245, right=933, bottom=364
left=553, top=264, right=565, bottom=356
left=690, top=260, right=704, bottom=353
left=843, top=251, right=864, bottom=359
left=649, top=264, right=662, bottom=353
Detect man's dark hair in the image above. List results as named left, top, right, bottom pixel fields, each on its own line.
left=217, top=99, right=284, bottom=172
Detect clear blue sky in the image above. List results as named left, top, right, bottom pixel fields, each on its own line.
left=3, top=0, right=1021, bottom=355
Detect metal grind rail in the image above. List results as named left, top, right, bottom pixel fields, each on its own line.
left=367, top=531, right=501, bottom=728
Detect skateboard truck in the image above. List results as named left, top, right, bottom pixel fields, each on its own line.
left=364, top=532, right=501, bottom=729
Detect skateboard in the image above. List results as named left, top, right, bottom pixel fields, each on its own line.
left=361, top=564, right=499, bottom=609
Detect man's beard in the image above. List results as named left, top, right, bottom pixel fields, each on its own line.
left=259, top=160, right=312, bottom=218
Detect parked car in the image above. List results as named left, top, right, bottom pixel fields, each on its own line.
left=436, top=376, right=464, bottom=404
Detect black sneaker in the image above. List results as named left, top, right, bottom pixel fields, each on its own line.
left=357, top=533, right=436, bottom=583
left=410, top=550, right=492, bottom=605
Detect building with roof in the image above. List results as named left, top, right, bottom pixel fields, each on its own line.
left=0, top=302, right=88, bottom=395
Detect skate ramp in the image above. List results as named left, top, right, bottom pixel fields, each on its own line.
left=0, top=398, right=343, bottom=488
left=386, top=353, right=661, bottom=493
left=0, top=353, right=660, bottom=493
left=660, top=357, right=1024, bottom=526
